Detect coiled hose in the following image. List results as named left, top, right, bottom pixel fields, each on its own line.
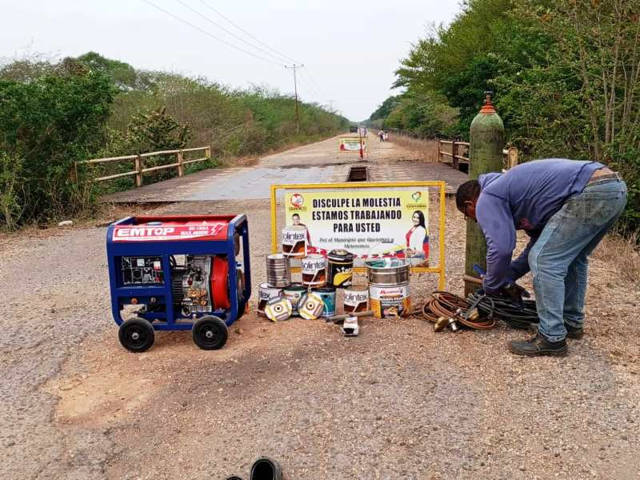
left=421, top=291, right=538, bottom=330
left=466, top=292, right=538, bottom=330
left=422, top=291, right=495, bottom=330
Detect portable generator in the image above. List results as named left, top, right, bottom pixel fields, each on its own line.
left=106, top=214, right=251, bottom=352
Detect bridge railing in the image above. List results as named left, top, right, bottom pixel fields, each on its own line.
left=437, top=139, right=518, bottom=171
left=74, top=146, right=211, bottom=187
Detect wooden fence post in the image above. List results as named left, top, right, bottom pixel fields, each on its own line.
left=135, top=155, right=143, bottom=187
left=437, top=139, right=441, bottom=163
left=452, top=140, right=459, bottom=170
left=206, top=145, right=211, bottom=160
left=508, top=146, right=518, bottom=169
left=70, top=162, right=78, bottom=183
left=177, top=150, right=184, bottom=177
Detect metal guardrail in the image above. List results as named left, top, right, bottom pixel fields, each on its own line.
left=75, top=146, right=211, bottom=187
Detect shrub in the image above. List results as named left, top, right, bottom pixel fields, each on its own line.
left=0, top=62, right=115, bottom=227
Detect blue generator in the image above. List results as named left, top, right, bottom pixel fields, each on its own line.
left=106, top=214, right=251, bottom=352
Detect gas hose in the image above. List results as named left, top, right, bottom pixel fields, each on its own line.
left=466, top=292, right=538, bottom=330
left=421, top=291, right=496, bottom=330
left=421, top=291, right=539, bottom=331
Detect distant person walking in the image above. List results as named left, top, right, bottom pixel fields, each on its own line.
left=378, top=130, right=385, bottom=142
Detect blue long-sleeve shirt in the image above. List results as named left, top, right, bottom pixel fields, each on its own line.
left=476, top=159, right=603, bottom=292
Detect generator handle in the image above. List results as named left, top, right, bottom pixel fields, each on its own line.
left=228, top=213, right=252, bottom=310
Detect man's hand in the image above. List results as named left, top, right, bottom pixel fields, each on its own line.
left=500, top=283, right=530, bottom=304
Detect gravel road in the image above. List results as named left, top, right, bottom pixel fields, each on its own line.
left=0, top=137, right=638, bottom=479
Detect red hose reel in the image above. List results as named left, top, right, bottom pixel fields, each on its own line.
left=211, top=256, right=231, bottom=309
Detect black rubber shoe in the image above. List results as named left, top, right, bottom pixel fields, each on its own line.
left=509, top=333, right=568, bottom=357
left=226, top=477, right=243, bottom=480
left=250, top=457, right=283, bottom=480
left=565, top=324, right=584, bottom=340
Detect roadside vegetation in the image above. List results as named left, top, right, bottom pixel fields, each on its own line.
left=0, top=52, right=348, bottom=229
left=369, top=0, right=640, bottom=234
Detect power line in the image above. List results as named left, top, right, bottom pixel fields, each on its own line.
left=173, top=0, right=288, bottom=66
left=302, top=67, right=327, bottom=98
left=141, top=0, right=283, bottom=66
left=199, top=0, right=302, bottom=65
left=299, top=69, right=325, bottom=100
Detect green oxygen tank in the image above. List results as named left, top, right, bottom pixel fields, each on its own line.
left=464, top=91, right=505, bottom=296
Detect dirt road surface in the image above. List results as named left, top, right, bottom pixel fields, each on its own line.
left=1, top=135, right=639, bottom=480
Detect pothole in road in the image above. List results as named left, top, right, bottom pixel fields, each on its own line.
left=347, top=165, right=368, bottom=181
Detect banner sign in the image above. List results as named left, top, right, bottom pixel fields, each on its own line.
left=284, top=189, right=429, bottom=261
left=339, top=137, right=366, bottom=152
left=112, top=223, right=227, bottom=242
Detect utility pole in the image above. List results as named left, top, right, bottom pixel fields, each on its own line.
left=285, top=64, right=304, bottom=134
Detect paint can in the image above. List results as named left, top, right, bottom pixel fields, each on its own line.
left=314, top=287, right=336, bottom=318
left=366, top=258, right=410, bottom=286
left=369, top=283, right=411, bottom=318
left=301, top=254, right=327, bottom=287
left=266, top=253, right=291, bottom=288
left=264, top=296, right=292, bottom=322
left=283, top=283, right=306, bottom=315
left=343, top=286, right=369, bottom=314
left=281, top=225, right=307, bottom=258
left=327, top=249, right=354, bottom=288
left=257, top=282, right=283, bottom=316
left=298, top=292, right=324, bottom=320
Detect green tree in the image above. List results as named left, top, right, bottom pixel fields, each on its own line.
left=0, top=59, right=115, bottom=226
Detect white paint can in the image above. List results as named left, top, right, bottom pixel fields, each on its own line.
left=369, top=283, right=411, bottom=318
left=343, top=287, right=369, bottom=314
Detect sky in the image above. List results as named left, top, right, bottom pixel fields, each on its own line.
left=0, top=0, right=461, bottom=121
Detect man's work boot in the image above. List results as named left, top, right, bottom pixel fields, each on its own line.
left=250, top=457, right=283, bottom=480
left=509, top=333, right=568, bottom=357
left=565, top=323, right=584, bottom=340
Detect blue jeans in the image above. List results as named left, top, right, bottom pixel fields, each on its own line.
left=528, top=178, right=627, bottom=342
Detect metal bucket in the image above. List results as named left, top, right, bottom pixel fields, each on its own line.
left=283, top=283, right=306, bottom=315
left=366, top=258, right=410, bottom=286
left=314, top=287, right=336, bottom=318
left=327, top=249, right=354, bottom=287
left=281, top=225, right=307, bottom=258
left=343, top=286, right=369, bottom=314
left=369, top=283, right=411, bottom=318
left=266, top=253, right=291, bottom=288
left=301, top=254, right=327, bottom=288
left=257, top=283, right=283, bottom=316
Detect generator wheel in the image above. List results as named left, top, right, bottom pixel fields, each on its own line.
left=192, top=316, right=228, bottom=350
left=119, top=318, right=155, bottom=353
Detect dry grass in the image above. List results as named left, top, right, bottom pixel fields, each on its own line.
left=592, top=232, right=640, bottom=285
left=389, top=134, right=439, bottom=162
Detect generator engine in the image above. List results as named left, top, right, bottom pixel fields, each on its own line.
left=171, top=255, right=243, bottom=316
left=172, top=255, right=216, bottom=315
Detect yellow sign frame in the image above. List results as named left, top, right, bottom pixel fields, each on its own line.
left=338, top=136, right=366, bottom=153
left=270, top=181, right=447, bottom=289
